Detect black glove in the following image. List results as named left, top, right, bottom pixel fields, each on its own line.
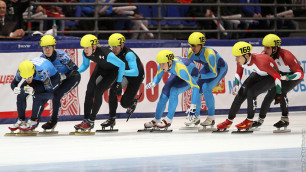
left=274, top=94, right=282, bottom=105
left=115, top=82, right=122, bottom=96
left=68, top=70, right=79, bottom=77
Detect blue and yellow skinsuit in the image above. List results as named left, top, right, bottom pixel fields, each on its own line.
left=187, top=46, right=228, bottom=116
left=40, top=50, right=80, bottom=121
left=152, top=57, right=200, bottom=120
left=11, top=58, right=60, bottom=121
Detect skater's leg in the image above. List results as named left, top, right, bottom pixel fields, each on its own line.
left=246, top=76, right=275, bottom=119
left=109, top=84, right=118, bottom=118
left=90, top=71, right=118, bottom=121
left=51, top=73, right=80, bottom=121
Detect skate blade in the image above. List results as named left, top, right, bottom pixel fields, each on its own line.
left=38, top=131, right=59, bottom=135
left=137, top=129, right=152, bottom=132
left=16, top=131, right=38, bottom=136
left=198, top=127, right=217, bottom=132
left=231, top=130, right=253, bottom=134
left=96, top=129, right=118, bottom=133
left=179, top=126, right=200, bottom=130
left=74, top=132, right=95, bottom=135
left=4, top=133, right=16, bottom=136
left=69, top=131, right=80, bottom=135
left=249, top=127, right=260, bottom=131
left=150, top=129, right=173, bottom=133
left=273, top=129, right=291, bottom=133
left=212, top=129, right=229, bottom=133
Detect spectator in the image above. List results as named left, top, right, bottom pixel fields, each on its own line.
left=186, top=0, right=216, bottom=39
left=0, top=0, right=24, bottom=37
left=41, top=0, right=66, bottom=34
left=75, top=0, right=95, bottom=31
left=240, top=0, right=269, bottom=38
left=5, top=0, right=30, bottom=30
left=260, top=0, right=296, bottom=37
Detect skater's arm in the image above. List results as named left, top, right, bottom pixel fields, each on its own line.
left=10, top=71, right=22, bottom=90
left=282, top=52, right=304, bottom=80
left=58, top=51, right=79, bottom=71
left=77, top=51, right=90, bottom=73
left=235, top=64, right=244, bottom=86
left=176, top=64, right=200, bottom=105
left=199, top=49, right=217, bottom=79
left=152, top=66, right=164, bottom=85
left=106, top=52, right=125, bottom=82
left=124, top=52, right=139, bottom=77
left=262, top=63, right=282, bottom=94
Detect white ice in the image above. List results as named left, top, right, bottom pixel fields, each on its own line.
left=0, top=111, right=305, bottom=171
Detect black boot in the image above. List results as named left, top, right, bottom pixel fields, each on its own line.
left=252, top=118, right=264, bottom=128
left=42, top=119, right=57, bottom=130
left=273, top=117, right=289, bottom=128
left=101, top=117, right=116, bottom=128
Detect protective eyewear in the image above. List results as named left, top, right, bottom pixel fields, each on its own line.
left=42, top=45, right=53, bottom=50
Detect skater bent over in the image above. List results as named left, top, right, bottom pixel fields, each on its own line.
left=103, top=33, right=145, bottom=129
left=39, top=35, right=81, bottom=131
left=216, top=41, right=282, bottom=132
left=75, top=34, right=125, bottom=131
left=253, top=34, right=304, bottom=129
left=144, top=50, right=200, bottom=129
left=9, top=58, right=60, bottom=132
left=187, top=32, right=228, bottom=127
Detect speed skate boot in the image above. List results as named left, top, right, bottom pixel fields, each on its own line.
left=5, top=119, right=26, bottom=136
left=8, top=119, right=25, bottom=132
left=199, top=117, right=216, bottom=132
left=232, top=118, right=253, bottom=133
left=40, top=119, right=58, bottom=134
left=179, top=115, right=200, bottom=131
left=215, top=119, right=232, bottom=132
left=138, top=118, right=160, bottom=132
left=80, top=119, right=94, bottom=131
left=19, top=119, right=39, bottom=132
left=126, top=93, right=143, bottom=122
left=155, top=117, right=172, bottom=132
left=42, top=119, right=57, bottom=130
left=184, top=115, right=200, bottom=127
left=100, top=117, right=117, bottom=131
left=273, top=116, right=290, bottom=133
left=251, top=118, right=264, bottom=130
left=74, top=120, right=84, bottom=131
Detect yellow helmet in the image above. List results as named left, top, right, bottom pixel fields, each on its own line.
left=262, top=34, right=281, bottom=47
left=108, top=33, right=125, bottom=47
left=80, top=34, right=99, bottom=47
left=40, top=35, right=56, bottom=47
left=156, top=50, right=175, bottom=64
left=188, top=32, right=206, bottom=45
left=18, top=60, right=35, bottom=78
left=232, top=41, right=252, bottom=56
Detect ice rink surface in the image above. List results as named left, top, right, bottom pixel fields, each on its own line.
left=0, top=111, right=305, bottom=172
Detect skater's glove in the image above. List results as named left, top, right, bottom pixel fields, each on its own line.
left=24, top=86, right=35, bottom=95
left=274, top=94, right=282, bottom=105
left=60, top=74, right=66, bottom=82
left=115, top=82, right=122, bottom=96
left=146, top=82, right=156, bottom=89
left=68, top=70, right=79, bottom=77
left=13, top=87, right=21, bottom=95
left=232, top=85, right=239, bottom=95
left=186, top=104, right=196, bottom=120
left=280, top=75, right=288, bottom=81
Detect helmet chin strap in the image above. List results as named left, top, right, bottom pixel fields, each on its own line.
left=242, top=54, right=248, bottom=65
left=271, top=47, right=278, bottom=59
left=195, top=46, right=203, bottom=56
left=167, top=61, right=172, bottom=70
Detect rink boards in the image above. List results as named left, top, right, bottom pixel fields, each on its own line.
left=0, top=37, right=305, bottom=124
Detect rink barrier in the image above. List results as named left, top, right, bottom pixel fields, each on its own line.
left=0, top=37, right=305, bottom=124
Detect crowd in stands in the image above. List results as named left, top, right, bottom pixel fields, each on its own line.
left=0, top=0, right=305, bottom=39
